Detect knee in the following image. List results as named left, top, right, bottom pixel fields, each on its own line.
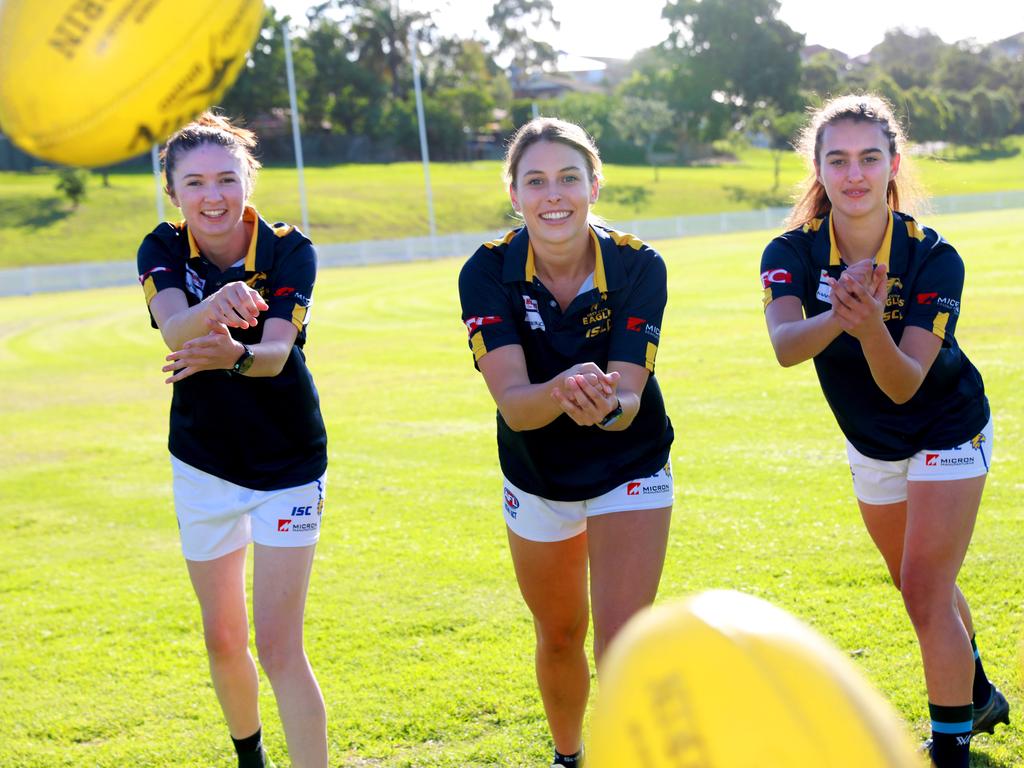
left=203, top=618, right=249, bottom=661
left=899, top=568, right=950, bottom=631
left=535, top=614, right=587, bottom=657
left=254, top=628, right=303, bottom=678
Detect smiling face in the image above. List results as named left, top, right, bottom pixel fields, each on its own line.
left=509, top=140, right=599, bottom=254
left=815, top=119, right=900, bottom=224
left=167, top=142, right=250, bottom=242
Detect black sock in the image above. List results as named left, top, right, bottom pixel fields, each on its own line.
left=553, top=748, right=583, bottom=766
left=232, top=728, right=266, bottom=768
left=929, top=702, right=972, bottom=768
left=971, top=634, right=994, bottom=708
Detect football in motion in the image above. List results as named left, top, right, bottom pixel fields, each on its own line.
left=0, top=0, right=264, bottom=167
left=587, top=590, right=920, bottom=768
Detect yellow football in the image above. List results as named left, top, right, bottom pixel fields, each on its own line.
left=588, top=590, right=921, bottom=768
left=0, top=0, right=264, bottom=167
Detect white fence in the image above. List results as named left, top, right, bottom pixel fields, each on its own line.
left=3, top=189, right=1023, bottom=297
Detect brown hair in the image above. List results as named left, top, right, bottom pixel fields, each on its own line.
left=504, top=117, right=603, bottom=187
left=162, top=111, right=261, bottom=195
left=785, top=94, right=926, bottom=229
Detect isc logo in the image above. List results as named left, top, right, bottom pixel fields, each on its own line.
left=291, top=506, right=313, bottom=516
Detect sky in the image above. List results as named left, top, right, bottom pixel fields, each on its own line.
left=270, top=0, right=1021, bottom=61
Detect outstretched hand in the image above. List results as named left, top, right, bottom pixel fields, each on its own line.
left=162, top=316, right=243, bottom=383
left=205, top=281, right=268, bottom=329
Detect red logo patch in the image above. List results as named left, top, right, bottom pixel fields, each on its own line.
left=275, top=286, right=296, bottom=297
left=761, top=268, right=793, bottom=288
left=277, top=519, right=292, bottom=532
left=917, top=292, right=938, bottom=305
left=626, top=317, right=645, bottom=332
left=465, top=315, right=503, bottom=334
left=627, top=482, right=641, bottom=496
left=925, top=454, right=940, bottom=467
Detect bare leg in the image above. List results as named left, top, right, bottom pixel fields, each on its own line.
left=587, top=506, right=672, bottom=664
left=253, top=543, right=328, bottom=768
left=186, top=546, right=261, bottom=739
left=506, top=528, right=589, bottom=756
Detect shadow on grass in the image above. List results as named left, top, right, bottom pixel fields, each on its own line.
left=601, top=184, right=652, bottom=212
left=971, top=746, right=1014, bottom=767
left=724, top=185, right=790, bottom=208
left=949, top=144, right=1021, bottom=163
left=0, top=196, right=71, bottom=229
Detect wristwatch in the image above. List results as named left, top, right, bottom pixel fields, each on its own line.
left=598, top=399, right=623, bottom=428
left=231, top=344, right=254, bottom=375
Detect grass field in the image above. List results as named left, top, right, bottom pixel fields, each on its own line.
left=1, top=138, right=1022, bottom=268
left=0, top=208, right=1021, bottom=767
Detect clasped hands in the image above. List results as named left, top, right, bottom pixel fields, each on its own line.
left=550, top=362, right=620, bottom=427
left=827, top=258, right=889, bottom=339
left=162, top=282, right=268, bottom=384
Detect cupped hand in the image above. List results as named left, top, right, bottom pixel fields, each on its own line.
left=550, top=365, right=621, bottom=426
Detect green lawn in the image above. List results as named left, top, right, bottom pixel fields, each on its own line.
left=0, top=208, right=1021, bottom=766
left=1, top=138, right=1022, bottom=268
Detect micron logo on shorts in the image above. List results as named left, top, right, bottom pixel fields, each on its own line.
left=278, top=519, right=292, bottom=532
left=627, top=482, right=641, bottom=496
left=925, top=453, right=975, bottom=468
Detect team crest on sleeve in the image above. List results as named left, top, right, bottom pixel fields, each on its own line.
left=522, top=295, right=546, bottom=331
left=464, top=315, right=502, bottom=335
left=760, top=268, right=792, bottom=288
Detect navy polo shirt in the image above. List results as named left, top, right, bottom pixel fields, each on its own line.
left=760, top=210, right=988, bottom=460
left=138, top=206, right=328, bottom=490
left=459, top=224, right=674, bottom=501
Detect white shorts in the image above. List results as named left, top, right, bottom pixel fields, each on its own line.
left=846, top=418, right=993, bottom=505
left=171, top=456, right=326, bottom=561
left=503, top=461, right=674, bottom=542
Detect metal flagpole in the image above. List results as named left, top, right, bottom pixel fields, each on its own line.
left=408, top=27, right=436, bottom=237
left=282, top=21, right=310, bottom=235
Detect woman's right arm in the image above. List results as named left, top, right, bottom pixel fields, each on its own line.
left=764, top=296, right=843, bottom=367
left=149, top=283, right=267, bottom=351
left=478, top=346, right=614, bottom=431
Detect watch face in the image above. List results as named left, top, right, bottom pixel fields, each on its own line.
left=234, top=347, right=254, bottom=374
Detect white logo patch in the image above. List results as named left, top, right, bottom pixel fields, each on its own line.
left=522, top=295, right=546, bottom=331
left=816, top=269, right=831, bottom=303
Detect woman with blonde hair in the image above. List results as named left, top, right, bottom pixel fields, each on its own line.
left=459, top=117, right=675, bottom=766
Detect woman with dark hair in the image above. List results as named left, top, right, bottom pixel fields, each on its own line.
left=760, top=94, right=1008, bottom=768
left=459, top=117, right=675, bottom=767
left=137, top=113, right=328, bottom=768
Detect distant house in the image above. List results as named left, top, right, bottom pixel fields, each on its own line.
left=510, top=53, right=630, bottom=100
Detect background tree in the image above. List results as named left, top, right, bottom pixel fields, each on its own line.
left=487, top=0, right=560, bottom=80
left=614, top=97, right=676, bottom=180
left=220, top=6, right=306, bottom=122
left=55, top=168, right=88, bottom=209
left=661, top=0, right=804, bottom=121
left=750, top=106, right=804, bottom=194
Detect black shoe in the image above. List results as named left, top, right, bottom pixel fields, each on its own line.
left=973, top=685, right=1010, bottom=735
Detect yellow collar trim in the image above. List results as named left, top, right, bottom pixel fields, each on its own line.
left=186, top=206, right=259, bottom=270
left=829, top=209, right=893, bottom=267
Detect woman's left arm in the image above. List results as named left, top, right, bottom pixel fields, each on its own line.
left=599, top=360, right=648, bottom=431
left=162, top=317, right=298, bottom=383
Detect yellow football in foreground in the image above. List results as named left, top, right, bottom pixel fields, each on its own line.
left=0, top=0, right=263, bottom=167
left=588, top=590, right=922, bottom=767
